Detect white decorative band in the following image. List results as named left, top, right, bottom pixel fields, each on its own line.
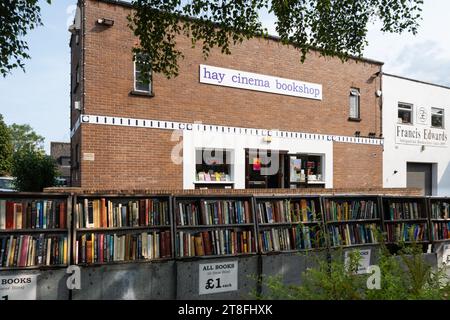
left=71, top=114, right=384, bottom=146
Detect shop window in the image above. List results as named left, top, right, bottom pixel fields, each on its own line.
left=288, top=154, right=324, bottom=188
left=134, top=54, right=152, bottom=93
left=431, top=108, right=444, bottom=128
left=398, top=103, right=413, bottom=124
left=195, top=149, right=232, bottom=182
left=349, top=88, right=360, bottom=120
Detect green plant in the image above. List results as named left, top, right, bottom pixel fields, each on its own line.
left=0, top=114, right=13, bottom=175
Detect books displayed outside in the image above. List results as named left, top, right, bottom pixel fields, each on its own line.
left=74, top=196, right=172, bottom=265
left=431, top=201, right=450, bottom=220
left=328, top=223, right=378, bottom=247
left=175, top=198, right=256, bottom=258
left=431, top=222, right=449, bottom=241
left=324, top=199, right=378, bottom=221
left=0, top=199, right=66, bottom=230
left=256, top=198, right=324, bottom=253
left=430, top=200, right=450, bottom=241
left=0, top=234, right=68, bottom=268
left=386, top=201, right=424, bottom=220
left=386, top=223, right=428, bottom=243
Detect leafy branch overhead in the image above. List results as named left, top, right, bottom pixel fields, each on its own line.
left=0, top=0, right=51, bottom=76
left=128, top=0, right=423, bottom=79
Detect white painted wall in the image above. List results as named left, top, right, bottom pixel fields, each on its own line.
left=183, top=129, right=333, bottom=189
left=382, top=75, right=450, bottom=196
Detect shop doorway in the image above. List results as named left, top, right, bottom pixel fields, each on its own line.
left=407, top=163, right=432, bottom=195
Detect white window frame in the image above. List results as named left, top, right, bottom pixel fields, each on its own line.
left=133, top=55, right=151, bottom=93
left=431, top=107, right=445, bottom=129
left=398, top=102, right=413, bottom=125
left=349, top=88, right=360, bottom=119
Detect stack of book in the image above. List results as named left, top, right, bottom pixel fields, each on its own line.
left=176, top=229, right=254, bottom=257
left=328, top=223, right=378, bottom=247
left=0, top=199, right=66, bottom=230
left=324, top=200, right=378, bottom=221
left=75, top=231, right=171, bottom=264
left=385, top=223, right=428, bottom=242
left=257, top=199, right=318, bottom=223
left=258, top=225, right=322, bottom=252
left=0, top=234, right=68, bottom=267
left=75, top=198, right=170, bottom=229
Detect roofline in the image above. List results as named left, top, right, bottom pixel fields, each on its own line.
left=94, top=0, right=384, bottom=66
left=383, top=73, right=450, bottom=91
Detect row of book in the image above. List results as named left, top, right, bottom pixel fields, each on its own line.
left=386, top=202, right=423, bottom=221
left=431, top=222, right=449, bottom=241
left=258, top=226, right=323, bottom=252
left=328, top=224, right=378, bottom=247
left=196, top=171, right=231, bottom=182
left=256, top=199, right=318, bottom=224
left=75, top=231, right=171, bottom=264
left=430, top=202, right=449, bottom=220
left=324, top=200, right=378, bottom=221
left=177, top=200, right=251, bottom=226
left=176, top=230, right=255, bottom=257
left=385, top=223, right=428, bottom=242
left=0, top=200, right=66, bottom=230
left=75, top=198, right=170, bottom=229
left=0, top=234, right=68, bottom=268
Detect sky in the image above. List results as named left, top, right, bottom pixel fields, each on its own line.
left=0, top=0, right=449, bottom=154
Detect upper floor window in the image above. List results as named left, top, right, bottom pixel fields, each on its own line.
left=349, top=88, right=360, bottom=119
left=431, top=108, right=444, bottom=128
left=134, top=54, right=152, bottom=93
left=398, top=103, right=413, bottom=124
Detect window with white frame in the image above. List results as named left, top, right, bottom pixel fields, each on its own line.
left=134, top=54, right=151, bottom=93
left=431, top=108, right=444, bottom=128
left=349, top=88, right=360, bottom=119
left=398, top=103, right=413, bottom=124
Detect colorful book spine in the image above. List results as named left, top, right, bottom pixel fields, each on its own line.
left=328, top=223, right=378, bottom=247
left=385, top=223, right=428, bottom=242
left=257, top=199, right=319, bottom=223
left=325, top=200, right=378, bottom=221
left=431, top=221, right=450, bottom=241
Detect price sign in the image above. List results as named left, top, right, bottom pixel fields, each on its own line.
left=0, top=274, right=37, bottom=300
left=199, top=261, right=238, bottom=295
left=345, top=249, right=371, bottom=274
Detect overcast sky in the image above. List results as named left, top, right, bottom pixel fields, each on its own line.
left=0, top=0, right=449, bottom=153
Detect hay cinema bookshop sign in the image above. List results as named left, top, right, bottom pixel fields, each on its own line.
left=199, top=64, right=323, bottom=101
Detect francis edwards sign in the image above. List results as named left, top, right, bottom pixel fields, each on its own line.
left=199, top=64, right=322, bottom=101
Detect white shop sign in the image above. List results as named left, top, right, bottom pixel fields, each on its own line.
left=199, top=261, right=238, bottom=295
left=199, top=64, right=323, bottom=101
left=0, top=274, right=37, bottom=300
left=344, top=249, right=371, bottom=274
left=395, top=124, right=448, bottom=147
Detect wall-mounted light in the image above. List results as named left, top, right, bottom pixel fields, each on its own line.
left=354, top=131, right=361, bottom=137
left=368, top=132, right=376, bottom=138
left=421, top=145, right=426, bottom=152
left=394, top=170, right=398, bottom=174
left=96, top=18, right=114, bottom=26
left=376, top=90, right=382, bottom=97
left=263, top=136, right=272, bottom=143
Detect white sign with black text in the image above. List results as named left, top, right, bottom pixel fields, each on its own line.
left=0, top=274, right=37, bottom=300
left=344, top=249, right=371, bottom=274
left=199, top=261, right=238, bottom=295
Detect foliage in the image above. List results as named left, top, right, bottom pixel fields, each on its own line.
left=256, top=243, right=450, bottom=300
left=0, top=0, right=51, bottom=76
left=128, top=0, right=423, bottom=79
left=11, top=148, right=58, bottom=192
left=0, top=114, right=13, bottom=175
left=9, top=123, right=45, bottom=152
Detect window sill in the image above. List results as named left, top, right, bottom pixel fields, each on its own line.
left=348, top=117, right=362, bottom=122
left=129, top=90, right=154, bottom=98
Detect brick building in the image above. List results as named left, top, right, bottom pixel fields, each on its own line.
left=50, top=142, right=71, bottom=186
left=70, top=0, right=384, bottom=190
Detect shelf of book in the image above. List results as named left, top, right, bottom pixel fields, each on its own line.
left=428, top=197, right=450, bottom=243
left=173, top=195, right=257, bottom=258
left=253, top=195, right=326, bottom=254
left=0, top=192, right=71, bottom=270
left=72, top=194, right=173, bottom=265
left=381, top=196, right=431, bottom=246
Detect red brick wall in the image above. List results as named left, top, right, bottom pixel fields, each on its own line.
left=71, top=0, right=384, bottom=189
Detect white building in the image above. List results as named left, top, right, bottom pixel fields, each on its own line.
left=383, top=74, right=450, bottom=196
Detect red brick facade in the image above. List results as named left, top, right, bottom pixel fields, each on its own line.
left=70, top=0, right=384, bottom=190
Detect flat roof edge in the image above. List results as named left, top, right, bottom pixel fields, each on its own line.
left=383, top=73, right=450, bottom=91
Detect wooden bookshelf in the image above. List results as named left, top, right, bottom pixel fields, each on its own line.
left=0, top=192, right=72, bottom=270
left=173, top=194, right=257, bottom=259
left=428, top=197, right=450, bottom=243
left=72, top=194, right=173, bottom=265
left=380, top=196, right=431, bottom=250
left=254, top=195, right=326, bottom=254
left=322, top=195, right=382, bottom=249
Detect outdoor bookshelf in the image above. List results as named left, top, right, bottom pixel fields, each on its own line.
left=72, top=194, right=173, bottom=266
left=322, top=195, right=382, bottom=249
left=253, top=195, right=326, bottom=254
left=0, top=192, right=71, bottom=271
left=173, top=195, right=257, bottom=259
left=428, top=197, right=450, bottom=244
left=380, top=196, right=431, bottom=249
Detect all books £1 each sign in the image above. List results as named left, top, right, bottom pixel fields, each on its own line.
left=199, top=261, right=238, bottom=295
left=0, top=274, right=37, bottom=300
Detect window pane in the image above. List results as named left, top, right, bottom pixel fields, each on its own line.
left=398, top=109, right=411, bottom=124
left=349, top=95, right=359, bottom=118
left=134, top=55, right=151, bottom=92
